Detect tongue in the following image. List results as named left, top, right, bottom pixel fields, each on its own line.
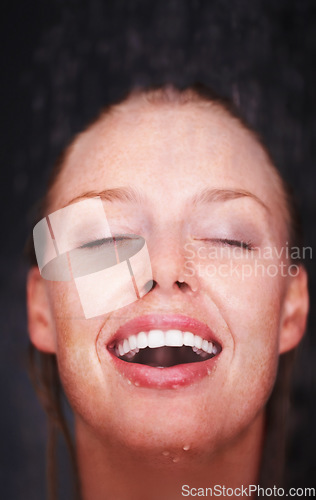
left=122, top=346, right=209, bottom=367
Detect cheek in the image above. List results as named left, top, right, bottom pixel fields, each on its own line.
left=196, top=258, right=285, bottom=408
left=46, top=282, right=109, bottom=418
left=55, top=317, right=114, bottom=429
left=221, top=274, right=283, bottom=349
left=189, top=253, right=284, bottom=350
left=46, top=280, right=84, bottom=323
left=45, top=280, right=147, bottom=438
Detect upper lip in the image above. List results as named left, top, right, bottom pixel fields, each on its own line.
left=107, top=313, right=222, bottom=349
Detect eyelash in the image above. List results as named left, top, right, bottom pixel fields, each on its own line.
left=80, top=236, right=130, bottom=249
left=81, top=237, right=254, bottom=252
left=204, top=238, right=254, bottom=250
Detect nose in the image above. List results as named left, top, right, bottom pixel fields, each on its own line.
left=146, top=232, right=197, bottom=296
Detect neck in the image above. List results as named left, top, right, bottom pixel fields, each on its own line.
left=76, top=412, right=265, bottom=500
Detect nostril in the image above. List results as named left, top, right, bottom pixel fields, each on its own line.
left=175, top=280, right=190, bottom=291
left=149, top=279, right=157, bottom=290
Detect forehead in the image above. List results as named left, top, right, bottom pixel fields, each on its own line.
left=48, top=97, right=285, bottom=222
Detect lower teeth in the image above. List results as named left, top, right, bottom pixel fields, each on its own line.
left=115, top=346, right=215, bottom=367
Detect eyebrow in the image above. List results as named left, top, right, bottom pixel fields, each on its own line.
left=64, top=187, right=143, bottom=207
left=191, top=188, right=270, bottom=213
left=64, top=186, right=269, bottom=213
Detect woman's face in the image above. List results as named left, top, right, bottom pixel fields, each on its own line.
left=35, top=97, right=295, bottom=459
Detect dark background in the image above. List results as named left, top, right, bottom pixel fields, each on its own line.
left=1, top=0, right=315, bottom=497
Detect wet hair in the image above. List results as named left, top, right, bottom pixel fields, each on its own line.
left=25, top=83, right=304, bottom=500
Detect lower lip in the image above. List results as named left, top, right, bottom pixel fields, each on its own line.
left=108, top=351, right=220, bottom=389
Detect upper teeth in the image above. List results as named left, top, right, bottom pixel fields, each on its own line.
left=114, top=330, right=219, bottom=358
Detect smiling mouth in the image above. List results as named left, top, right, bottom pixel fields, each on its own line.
left=109, top=329, right=221, bottom=368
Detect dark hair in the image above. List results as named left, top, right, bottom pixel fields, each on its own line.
left=25, top=83, right=304, bottom=500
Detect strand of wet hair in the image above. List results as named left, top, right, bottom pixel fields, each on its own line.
left=28, top=343, right=82, bottom=500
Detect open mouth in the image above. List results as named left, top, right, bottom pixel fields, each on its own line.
left=109, top=329, right=221, bottom=368
left=106, top=314, right=223, bottom=388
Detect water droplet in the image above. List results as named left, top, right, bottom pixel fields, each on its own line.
left=172, top=456, right=180, bottom=463
left=183, top=445, right=190, bottom=451
left=162, top=450, right=170, bottom=457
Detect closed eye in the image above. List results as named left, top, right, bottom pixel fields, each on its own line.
left=205, top=238, right=254, bottom=250
left=80, top=237, right=113, bottom=249
left=80, top=236, right=134, bottom=249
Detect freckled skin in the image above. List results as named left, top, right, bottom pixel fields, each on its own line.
left=30, top=95, right=307, bottom=499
